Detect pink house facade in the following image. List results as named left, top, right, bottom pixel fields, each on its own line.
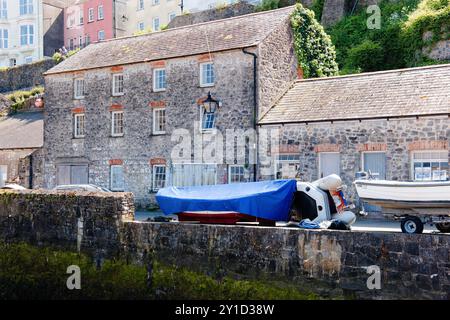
left=64, top=0, right=115, bottom=51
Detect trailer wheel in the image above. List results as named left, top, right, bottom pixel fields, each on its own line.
left=436, top=222, right=450, bottom=233
left=401, top=216, right=424, bottom=234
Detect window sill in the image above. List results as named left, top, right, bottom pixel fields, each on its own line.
left=200, top=83, right=214, bottom=88
left=153, top=131, right=166, bottom=136
left=112, top=93, right=124, bottom=97
left=200, top=129, right=217, bottom=134
left=73, top=136, right=85, bottom=140
left=111, top=134, right=124, bottom=138
left=74, top=96, right=84, bottom=100
left=153, top=88, right=166, bottom=93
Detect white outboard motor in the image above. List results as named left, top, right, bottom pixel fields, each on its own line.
left=295, top=175, right=356, bottom=226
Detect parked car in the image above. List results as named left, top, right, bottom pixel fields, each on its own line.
left=0, top=184, right=27, bottom=190
left=53, top=184, right=112, bottom=192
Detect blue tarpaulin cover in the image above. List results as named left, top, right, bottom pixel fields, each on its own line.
left=156, top=179, right=297, bottom=221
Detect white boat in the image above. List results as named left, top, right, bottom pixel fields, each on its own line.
left=354, top=178, right=450, bottom=234
left=354, top=179, right=450, bottom=209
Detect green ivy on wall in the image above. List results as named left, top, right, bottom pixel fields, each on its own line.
left=290, top=3, right=339, bottom=78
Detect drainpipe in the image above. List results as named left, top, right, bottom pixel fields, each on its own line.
left=29, top=153, right=33, bottom=189
left=113, top=0, right=117, bottom=38
left=242, top=48, right=258, bottom=182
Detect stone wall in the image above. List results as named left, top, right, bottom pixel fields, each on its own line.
left=0, top=148, right=42, bottom=188
left=0, top=190, right=448, bottom=299
left=168, top=2, right=257, bottom=29
left=17, top=148, right=45, bottom=189
left=423, top=40, right=450, bottom=61
left=123, top=222, right=450, bottom=299
left=0, top=189, right=134, bottom=258
left=257, top=16, right=298, bottom=119
left=0, top=59, right=56, bottom=94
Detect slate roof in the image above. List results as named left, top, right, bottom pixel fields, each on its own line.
left=45, top=6, right=294, bottom=75
left=0, top=112, right=44, bottom=149
left=259, top=64, right=450, bottom=125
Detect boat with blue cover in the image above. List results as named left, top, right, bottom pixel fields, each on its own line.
left=156, top=175, right=356, bottom=226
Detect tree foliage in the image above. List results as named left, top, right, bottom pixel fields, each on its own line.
left=290, top=3, right=339, bottom=78
left=328, top=0, right=449, bottom=73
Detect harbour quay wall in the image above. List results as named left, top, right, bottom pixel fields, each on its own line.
left=0, top=190, right=449, bottom=299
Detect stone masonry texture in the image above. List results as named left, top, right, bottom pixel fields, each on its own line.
left=0, top=59, right=56, bottom=94
left=0, top=190, right=449, bottom=299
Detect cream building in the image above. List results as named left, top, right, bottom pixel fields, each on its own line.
left=0, top=0, right=44, bottom=67
left=122, top=0, right=181, bottom=35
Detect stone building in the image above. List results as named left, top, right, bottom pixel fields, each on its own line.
left=258, top=64, right=450, bottom=209
left=0, top=111, right=44, bottom=188
left=43, top=6, right=298, bottom=206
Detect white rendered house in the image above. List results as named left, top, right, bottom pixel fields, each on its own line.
left=0, top=0, right=44, bottom=67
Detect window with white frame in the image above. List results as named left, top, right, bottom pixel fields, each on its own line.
left=153, top=0, right=160, bottom=5
left=69, top=38, right=74, bottom=50
left=68, top=15, right=75, bottom=27
left=152, top=165, right=166, bottom=191
left=78, top=36, right=83, bottom=48
left=153, top=68, right=166, bottom=91
left=0, top=29, right=7, bottom=49
left=152, top=17, right=160, bottom=31
left=153, top=108, right=166, bottom=134
left=79, top=9, right=84, bottom=24
left=25, top=56, right=33, bottom=64
left=200, top=62, right=215, bottom=87
left=19, top=0, right=33, bottom=15
left=110, top=165, right=125, bottom=191
left=111, top=111, right=124, bottom=136
left=200, top=107, right=216, bottom=131
left=85, top=34, right=90, bottom=46
left=98, top=30, right=105, bottom=41
left=412, top=151, right=449, bottom=181
left=98, top=5, right=104, bottom=20
left=20, top=25, right=34, bottom=46
left=168, top=12, right=176, bottom=21
left=277, top=154, right=300, bottom=179
left=88, top=8, right=94, bottom=22
left=74, top=78, right=85, bottom=99
left=229, top=165, right=245, bottom=183
left=1, top=0, right=7, bottom=19
left=112, top=73, right=124, bottom=95
left=137, top=0, right=144, bottom=10
left=74, top=113, right=85, bottom=138
left=137, top=22, right=145, bottom=31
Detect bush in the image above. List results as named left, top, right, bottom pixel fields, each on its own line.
left=5, top=86, right=44, bottom=113
left=290, top=3, right=339, bottom=78
left=52, top=48, right=80, bottom=64
left=346, top=39, right=384, bottom=72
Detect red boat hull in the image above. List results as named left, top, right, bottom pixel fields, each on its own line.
left=177, top=212, right=276, bottom=226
